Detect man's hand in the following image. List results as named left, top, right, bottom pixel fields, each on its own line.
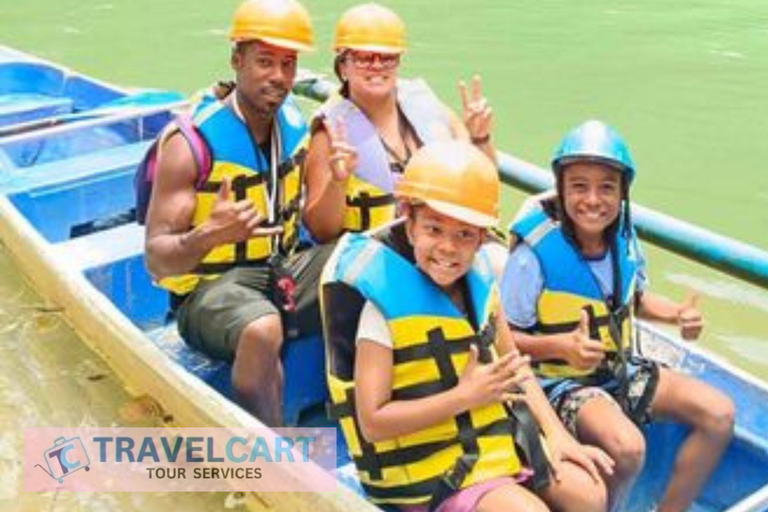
left=204, top=176, right=283, bottom=246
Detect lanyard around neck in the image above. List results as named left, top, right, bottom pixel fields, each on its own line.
left=232, top=95, right=282, bottom=249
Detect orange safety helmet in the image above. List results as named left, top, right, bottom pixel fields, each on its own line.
left=333, top=3, right=406, bottom=54
left=396, top=141, right=499, bottom=228
left=229, top=0, right=315, bottom=52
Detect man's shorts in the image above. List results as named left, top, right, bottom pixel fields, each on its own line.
left=542, top=359, right=660, bottom=435
left=176, top=243, right=335, bottom=361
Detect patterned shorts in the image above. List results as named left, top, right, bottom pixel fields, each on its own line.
left=552, top=360, right=659, bottom=435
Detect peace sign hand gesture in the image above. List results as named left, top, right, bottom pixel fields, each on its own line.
left=459, top=75, right=493, bottom=144
left=324, top=118, right=358, bottom=183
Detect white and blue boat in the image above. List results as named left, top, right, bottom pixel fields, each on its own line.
left=2, top=46, right=766, bottom=512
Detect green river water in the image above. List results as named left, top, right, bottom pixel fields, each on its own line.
left=1, top=0, right=767, bottom=509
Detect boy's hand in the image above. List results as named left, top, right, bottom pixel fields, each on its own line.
left=677, top=292, right=704, bottom=340
left=458, top=346, right=530, bottom=410
left=565, top=310, right=605, bottom=371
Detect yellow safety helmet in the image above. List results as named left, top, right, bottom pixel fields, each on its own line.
left=333, top=3, right=406, bottom=54
left=229, top=0, right=315, bottom=52
left=396, top=141, right=499, bottom=228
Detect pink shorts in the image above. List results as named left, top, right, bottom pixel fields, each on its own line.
left=400, top=470, right=534, bottom=512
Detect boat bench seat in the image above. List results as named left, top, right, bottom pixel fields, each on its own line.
left=6, top=141, right=150, bottom=242
left=0, top=93, right=73, bottom=128
left=1, top=123, right=150, bottom=171
left=53, top=222, right=171, bottom=329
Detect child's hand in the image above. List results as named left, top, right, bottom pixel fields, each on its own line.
left=565, top=310, right=606, bottom=371
left=458, top=345, right=529, bottom=410
left=677, top=292, right=704, bottom=340
left=544, top=428, right=615, bottom=484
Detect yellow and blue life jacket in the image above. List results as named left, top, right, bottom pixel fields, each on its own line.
left=510, top=203, right=640, bottom=379
left=159, top=95, right=307, bottom=295
left=320, top=229, right=524, bottom=506
left=315, top=79, right=451, bottom=232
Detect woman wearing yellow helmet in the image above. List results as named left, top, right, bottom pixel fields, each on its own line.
left=320, top=141, right=612, bottom=512
left=303, top=3, right=495, bottom=243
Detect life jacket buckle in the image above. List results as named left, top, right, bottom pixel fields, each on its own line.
left=428, top=453, right=478, bottom=511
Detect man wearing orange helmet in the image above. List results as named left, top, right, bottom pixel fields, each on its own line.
left=303, top=3, right=496, bottom=243
left=144, top=0, right=333, bottom=427
left=321, top=140, right=613, bottom=512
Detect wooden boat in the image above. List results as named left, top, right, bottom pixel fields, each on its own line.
left=1, top=46, right=766, bottom=512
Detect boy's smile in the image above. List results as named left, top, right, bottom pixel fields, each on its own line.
left=561, top=162, right=622, bottom=255
left=405, top=205, right=484, bottom=291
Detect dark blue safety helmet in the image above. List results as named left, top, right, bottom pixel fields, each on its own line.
left=552, top=120, right=635, bottom=185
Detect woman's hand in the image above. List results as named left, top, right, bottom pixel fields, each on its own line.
left=324, top=119, right=358, bottom=182
left=459, top=75, right=493, bottom=145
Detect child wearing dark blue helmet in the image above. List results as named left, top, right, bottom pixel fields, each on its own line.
left=500, top=120, right=734, bottom=512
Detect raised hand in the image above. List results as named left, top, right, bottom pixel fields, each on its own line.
left=459, top=75, right=493, bottom=144
left=458, top=345, right=530, bottom=410
left=325, top=118, right=358, bottom=182
left=564, top=310, right=606, bottom=371
left=205, top=176, right=283, bottom=246
left=677, top=292, right=704, bottom=340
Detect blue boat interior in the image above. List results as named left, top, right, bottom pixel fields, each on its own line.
left=2, top=49, right=766, bottom=511
left=0, top=61, right=121, bottom=127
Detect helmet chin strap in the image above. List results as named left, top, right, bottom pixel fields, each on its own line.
left=621, top=179, right=633, bottom=240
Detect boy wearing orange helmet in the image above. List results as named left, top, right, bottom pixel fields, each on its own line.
left=321, top=140, right=612, bottom=512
